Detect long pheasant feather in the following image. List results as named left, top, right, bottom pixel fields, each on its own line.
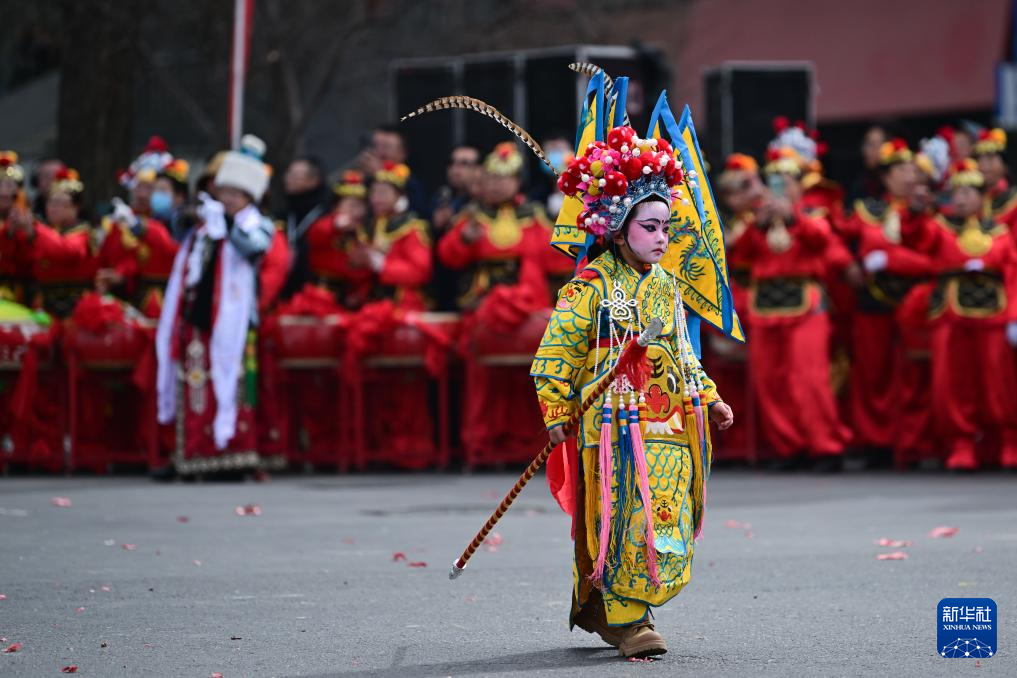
left=569, top=62, right=630, bottom=126
left=401, top=96, right=556, bottom=176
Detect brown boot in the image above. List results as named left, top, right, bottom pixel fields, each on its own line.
left=573, top=595, right=623, bottom=648
left=617, top=620, right=667, bottom=658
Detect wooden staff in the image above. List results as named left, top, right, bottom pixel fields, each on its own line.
left=449, top=317, right=663, bottom=580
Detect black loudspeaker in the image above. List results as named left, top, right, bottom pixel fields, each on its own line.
left=703, top=63, right=814, bottom=166
left=393, top=46, right=669, bottom=194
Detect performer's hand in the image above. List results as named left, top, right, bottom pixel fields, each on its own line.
left=773, top=196, right=794, bottom=222
left=844, top=262, right=865, bottom=289
left=8, top=205, right=33, bottom=236
left=461, top=217, right=484, bottom=244
left=432, top=203, right=454, bottom=232
left=111, top=197, right=137, bottom=228
left=347, top=244, right=372, bottom=269
left=862, top=250, right=888, bottom=273
left=1007, top=321, right=1017, bottom=348
left=334, top=212, right=355, bottom=231
left=710, top=402, right=734, bottom=430
left=95, top=268, right=124, bottom=293
left=548, top=426, right=568, bottom=446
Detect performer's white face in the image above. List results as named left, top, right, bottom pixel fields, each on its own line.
left=615, top=199, right=671, bottom=265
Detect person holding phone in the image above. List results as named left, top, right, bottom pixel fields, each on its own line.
left=729, top=146, right=850, bottom=471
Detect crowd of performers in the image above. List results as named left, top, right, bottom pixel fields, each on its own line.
left=711, top=121, right=1017, bottom=473
left=0, top=132, right=577, bottom=477
left=1, top=113, right=1016, bottom=477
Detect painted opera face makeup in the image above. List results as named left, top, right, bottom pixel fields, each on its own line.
left=616, top=199, right=671, bottom=265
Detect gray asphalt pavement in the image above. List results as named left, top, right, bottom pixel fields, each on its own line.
left=0, top=470, right=1014, bottom=677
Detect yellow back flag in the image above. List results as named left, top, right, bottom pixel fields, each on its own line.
left=650, top=95, right=744, bottom=342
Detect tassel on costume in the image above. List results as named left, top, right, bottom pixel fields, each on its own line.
left=617, top=346, right=652, bottom=392
left=684, top=394, right=705, bottom=541
left=244, top=329, right=258, bottom=407
left=591, top=394, right=614, bottom=587
left=628, top=393, right=661, bottom=587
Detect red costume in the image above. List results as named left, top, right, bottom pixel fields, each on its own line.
left=733, top=202, right=849, bottom=460
left=438, top=149, right=553, bottom=467
left=835, top=141, right=935, bottom=456
left=902, top=160, right=1017, bottom=470
left=97, top=216, right=179, bottom=317
left=347, top=162, right=445, bottom=470
left=837, top=196, right=935, bottom=450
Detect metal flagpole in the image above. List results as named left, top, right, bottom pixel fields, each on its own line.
left=228, top=0, right=253, bottom=150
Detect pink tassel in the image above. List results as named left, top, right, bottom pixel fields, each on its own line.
left=591, top=396, right=614, bottom=587
left=629, top=396, right=660, bottom=587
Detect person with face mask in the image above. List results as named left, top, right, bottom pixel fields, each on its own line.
left=900, top=159, right=1017, bottom=471
left=96, top=140, right=182, bottom=319
left=152, top=159, right=192, bottom=241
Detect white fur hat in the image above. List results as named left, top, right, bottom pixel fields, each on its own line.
left=215, top=135, right=269, bottom=202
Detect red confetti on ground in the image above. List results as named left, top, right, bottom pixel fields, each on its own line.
left=61, top=666, right=78, bottom=673
left=975, top=659, right=982, bottom=668
left=627, top=656, right=655, bottom=662
left=121, top=544, right=137, bottom=551
left=212, top=673, right=224, bottom=678
left=744, top=531, right=755, bottom=539
left=100, top=586, right=112, bottom=592
left=929, top=526, right=959, bottom=539
left=876, top=551, right=909, bottom=561
left=483, top=533, right=503, bottom=552
left=234, top=505, right=261, bottom=516
left=341, top=538, right=355, bottom=545
left=392, top=552, right=407, bottom=562
left=875, top=538, right=913, bottom=548
left=177, top=516, right=189, bottom=523
left=2, top=642, right=21, bottom=653
left=0, top=594, right=6, bottom=600
left=50, top=497, right=72, bottom=508
left=408, top=561, right=428, bottom=568
left=192, top=560, right=203, bottom=567
left=75, top=607, right=85, bottom=614
left=724, top=519, right=751, bottom=530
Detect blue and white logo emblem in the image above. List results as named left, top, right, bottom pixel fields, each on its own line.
left=938, top=598, right=996, bottom=659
